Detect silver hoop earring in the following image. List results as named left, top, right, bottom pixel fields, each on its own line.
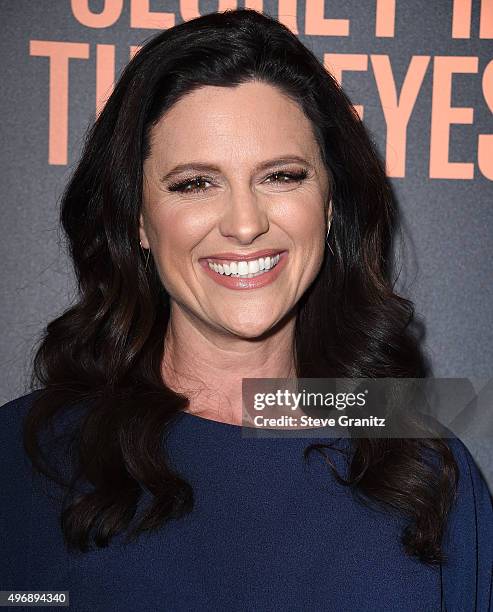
left=139, top=240, right=151, bottom=271
left=325, top=220, right=334, bottom=257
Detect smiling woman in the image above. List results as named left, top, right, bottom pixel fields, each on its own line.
left=140, top=80, right=330, bottom=343
left=1, top=8, right=491, bottom=612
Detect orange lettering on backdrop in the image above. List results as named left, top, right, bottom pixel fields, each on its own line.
left=96, top=45, right=144, bottom=116
left=429, top=56, right=478, bottom=179
left=305, top=0, right=349, bottom=36
left=179, top=0, right=297, bottom=34
left=242, top=0, right=298, bottom=34
left=480, top=0, right=493, bottom=37
left=130, top=0, right=175, bottom=29
left=96, top=45, right=115, bottom=117
left=180, top=0, right=237, bottom=21
left=375, top=0, right=396, bottom=37
left=277, top=0, right=298, bottom=34
left=130, top=46, right=142, bottom=59
left=371, top=55, right=430, bottom=177
left=244, top=0, right=263, bottom=9
left=478, top=60, right=493, bottom=179
left=30, top=40, right=89, bottom=165
left=452, top=0, right=472, bottom=38
left=324, top=54, right=367, bottom=119
left=71, top=0, right=123, bottom=28
left=452, top=0, right=493, bottom=38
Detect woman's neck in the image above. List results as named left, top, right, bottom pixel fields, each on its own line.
left=161, top=306, right=297, bottom=425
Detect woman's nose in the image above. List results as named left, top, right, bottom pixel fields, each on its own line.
left=218, top=185, right=270, bottom=244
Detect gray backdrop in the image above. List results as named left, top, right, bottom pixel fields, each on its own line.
left=1, top=1, right=492, bottom=486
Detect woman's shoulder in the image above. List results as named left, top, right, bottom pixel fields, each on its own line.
left=440, top=436, right=492, bottom=611
left=443, top=435, right=492, bottom=553
left=444, top=436, right=492, bottom=527
left=0, top=388, right=90, bottom=475
left=0, top=388, right=75, bottom=481
left=0, top=390, right=47, bottom=480
left=0, top=388, right=43, bottom=415
left=0, top=389, right=44, bottom=445
left=0, top=391, right=48, bottom=527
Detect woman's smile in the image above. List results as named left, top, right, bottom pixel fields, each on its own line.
left=199, top=250, right=289, bottom=290
left=140, top=81, right=330, bottom=336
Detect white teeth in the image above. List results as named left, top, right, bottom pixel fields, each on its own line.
left=207, top=253, right=281, bottom=277
left=237, top=261, right=249, bottom=275
left=248, top=260, right=259, bottom=274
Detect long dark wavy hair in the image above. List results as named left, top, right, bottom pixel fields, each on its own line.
left=25, top=8, right=458, bottom=563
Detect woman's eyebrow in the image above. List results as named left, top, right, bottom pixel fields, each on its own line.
left=160, top=155, right=312, bottom=182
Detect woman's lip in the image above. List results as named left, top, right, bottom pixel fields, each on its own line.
left=199, top=251, right=288, bottom=290
left=199, top=249, right=287, bottom=262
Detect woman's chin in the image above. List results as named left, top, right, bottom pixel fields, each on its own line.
left=219, top=317, right=279, bottom=339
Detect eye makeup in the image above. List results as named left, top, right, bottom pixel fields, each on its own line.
left=166, top=167, right=310, bottom=194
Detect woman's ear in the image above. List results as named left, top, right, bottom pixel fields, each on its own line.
left=139, top=212, right=150, bottom=249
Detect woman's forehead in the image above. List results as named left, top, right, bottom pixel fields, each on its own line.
left=147, top=82, right=322, bottom=166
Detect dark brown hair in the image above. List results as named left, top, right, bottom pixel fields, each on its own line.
left=25, top=8, right=458, bottom=563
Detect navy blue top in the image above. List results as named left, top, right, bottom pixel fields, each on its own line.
left=1, top=391, right=492, bottom=611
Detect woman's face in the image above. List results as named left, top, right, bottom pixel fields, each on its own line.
left=140, top=80, right=331, bottom=338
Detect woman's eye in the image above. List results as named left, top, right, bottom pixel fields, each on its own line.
left=168, top=168, right=308, bottom=194
left=168, top=177, right=213, bottom=193
left=264, top=169, right=308, bottom=185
